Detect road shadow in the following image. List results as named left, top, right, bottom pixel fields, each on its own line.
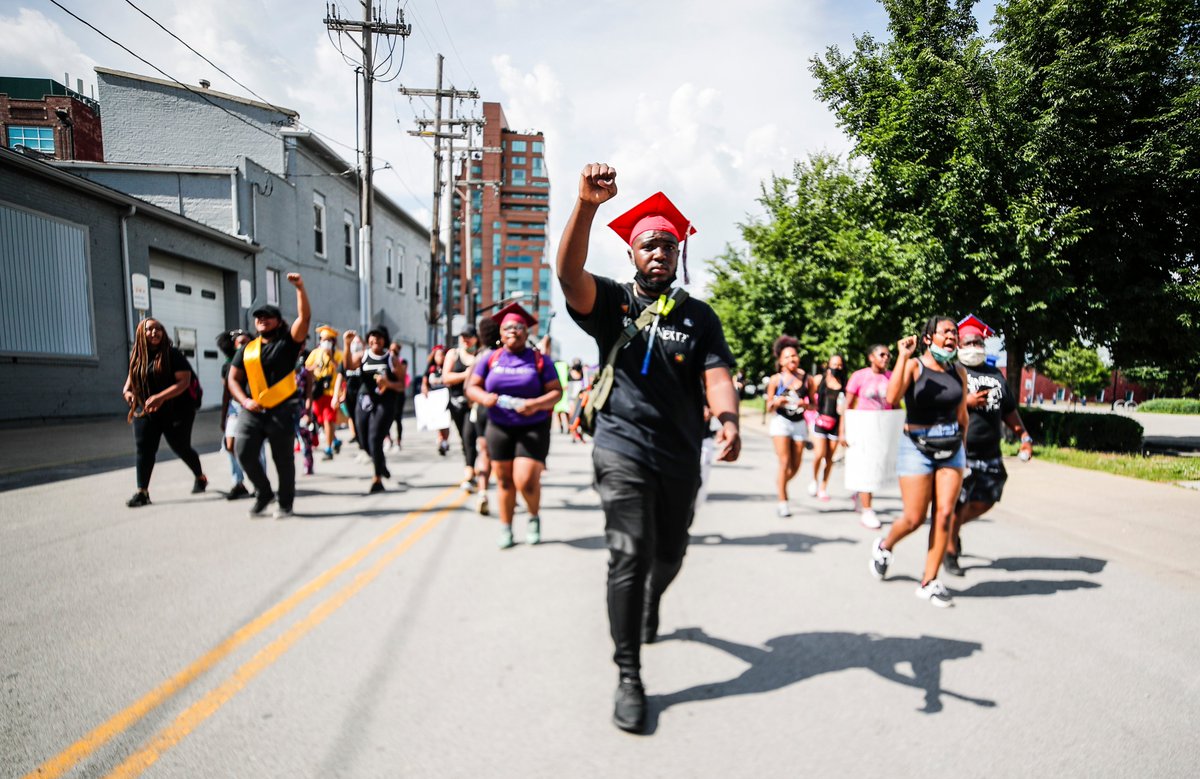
left=705, top=492, right=771, bottom=503
left=950, top=579, right=1102, bottom=598
left=967, top=556, right=1107, bottom=574
left=690, top=532, right=857, bottom=554
left=539, top=535, right=607, bottom=551
left=646, top=627, right=994, bottom=733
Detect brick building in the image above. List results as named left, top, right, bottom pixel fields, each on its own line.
left=1005, top=366, right=1149, bottom=406
left=449, top=102, right=551, bottom=331
left=0, top=77, right=103, bottom=161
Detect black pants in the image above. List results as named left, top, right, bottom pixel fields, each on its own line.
left=593, top=447, right=700, bottom=678
left=449, top=400, right=477, bottom=470
left=133, top=409, right=203, bottom=490
left=235, top=402, right=298, bottom=508
left=355, top=394, right=396, bottom=478
left=392, top=394, right=406, bottom=443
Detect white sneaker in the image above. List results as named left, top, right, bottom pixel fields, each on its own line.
left=776, top=501, right=791, bottom=518
left=459, top=479, right=476, bottom=493
left=870, top=537, right=892, bottom=580
left=915, top=579, right=955, bottom=608
left=860, top=509, right=882, bottom=529
left=807, top=481, right=818, bottom=497
left=477, top=494, right=490, bottom=516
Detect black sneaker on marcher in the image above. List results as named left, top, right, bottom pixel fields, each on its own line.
left=226, top=482, right=250, bottom=501
left=943, top=552, right=965, bottom=577
left=126, top=491, right=151, bottom=508
left=249, top=491, right=275, bottom=518
left=191, top=478, right=208, bottom=494
left=369, top=481, right=385, bottom=494
left=613, top=676, right=647, bottom=733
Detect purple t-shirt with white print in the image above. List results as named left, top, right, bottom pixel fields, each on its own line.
left=474, top=347, right=559, bottom=427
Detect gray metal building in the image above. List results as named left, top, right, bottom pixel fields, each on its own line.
left=0, top=146, right=260, bottom=421
left=62, top=67, right=433, bottom=369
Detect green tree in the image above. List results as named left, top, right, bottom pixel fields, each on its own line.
left=708, top=154, right=923, bottom=380
left=810, top=0, right=1084, bottom=398
left=1043, top=344, right=1109, bottom=405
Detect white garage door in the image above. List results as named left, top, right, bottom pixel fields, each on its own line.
left=149, top=254, right=226, bottom=410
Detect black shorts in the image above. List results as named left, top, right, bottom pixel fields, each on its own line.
left=473, top=405, right=489, bottom=438
left=960, top=457, right=1007, bottom=505
left=485, top=417, right=551, bottom=463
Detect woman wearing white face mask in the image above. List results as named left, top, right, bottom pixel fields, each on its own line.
left=945, top=316, right=1033, bottom=576
left=305, top=325, right=343, bottom=461
left=869, top=316, right=969, bottom=608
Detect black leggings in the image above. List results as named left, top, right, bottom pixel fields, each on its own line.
left=235, top=403, right=299, bottom=507
left=392, top=394, right=406, bottom=442
left=133, top=409, right=204, bottom=490
left=355, top=395, right=397, bottom=478
left=592, top=447, right=700, bottom=678
left=449, top=401, right=478, bottom=470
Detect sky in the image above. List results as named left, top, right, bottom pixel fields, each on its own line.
left=0, top=0, right=998, bottom=362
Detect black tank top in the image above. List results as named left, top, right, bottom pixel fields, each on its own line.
left=359, top=351, right=395, bottom=401
left=904, top=361, right=962, bottom=426
left=817, top=375, right=840, bottom=418
left=446, top=353, right=469, bottom=399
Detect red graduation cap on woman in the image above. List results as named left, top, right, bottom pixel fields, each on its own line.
left=957, top=314, right=995, bottom=340
left=607, top=191, right=697, bottom=284
left=492, top=301, right=538, bottom=330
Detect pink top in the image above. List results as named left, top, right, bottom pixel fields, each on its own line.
left=846, top=368, right=893, bottom=410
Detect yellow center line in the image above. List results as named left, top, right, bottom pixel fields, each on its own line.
left=105, top=492, right=469, bottom=778
left=24, top=485, right=460, bottom=779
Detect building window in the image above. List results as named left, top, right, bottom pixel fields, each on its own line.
left=266, top=268, right=280, bottom=306
left=385, top=238, right=395, bottom=287
left=313, top=192, right=327, bottom=257
left=343, top=212, right=355, bottom=270
left=511, top=156, right=526, bottom=165
left=532, top=157, right=545, bottom=178
left=512, top=169, right=526, bottom=186
left=7, top=126, right=55, bottom=154
left=397, top=246, right=406, bottom=291
left=511, top=140, right=527, bottom=152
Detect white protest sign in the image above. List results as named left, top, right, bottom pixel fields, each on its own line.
left=414, top=388, right=451, bottom=431
left=842, top=409, right=905, bottom=493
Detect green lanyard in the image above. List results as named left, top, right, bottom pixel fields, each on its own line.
left=640, top=294, right=679, bottom=376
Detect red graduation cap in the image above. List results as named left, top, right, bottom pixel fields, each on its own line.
left=492, top=301, right=538, bottom=329
left=957, top=314, right=995, bottom=339
left=608, top=192, right=698, bottom=284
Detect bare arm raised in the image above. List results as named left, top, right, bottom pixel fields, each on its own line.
left=556, top=163, right=618, bottom=317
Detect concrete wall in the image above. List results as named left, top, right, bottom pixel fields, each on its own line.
left=0, top=161, right=255, bottom=421
left=97, top=70, right=286, bottom=174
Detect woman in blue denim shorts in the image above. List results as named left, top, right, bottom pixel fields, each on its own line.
left=868, top=316, right=968, bottom=607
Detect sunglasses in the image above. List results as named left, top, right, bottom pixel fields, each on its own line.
left=501, top=324, right=527, bottom=332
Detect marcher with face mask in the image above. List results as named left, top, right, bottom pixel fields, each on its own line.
left=869, top=316, right=969, bottom=607
left=766, top=335, right=810, bottom=517
left=556, top=164, right=741, bottom=734
left=343, top=326, right=404, bottom=494
left=123, top=318, right=208, bottom=507
left=226, top=273, right=312, bottom=518
left=305, top=325, right=344, bottom=461
left=808, top=354, right=846, bottom=501
left=839, top=344, right=894, bottom=528
left=442, top=325, right=483, bottom=491
left=945, top=315, right=1033, bottom=575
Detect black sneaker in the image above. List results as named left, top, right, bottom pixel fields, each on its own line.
left=191, top=478, right=208, bottom=494
left=226, top=482, right=250, bottom=500
left=369, top=481, right=385, bottom=494
left=943, top=552, right=965, bottom=577
left=613, top=676, right=647, bottom=733
left=126, top=491, right=151, bottom=508
left=249, top=491, right=275, bottom=518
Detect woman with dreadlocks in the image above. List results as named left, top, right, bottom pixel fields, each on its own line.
left=122, top=318, right=208, bottom=508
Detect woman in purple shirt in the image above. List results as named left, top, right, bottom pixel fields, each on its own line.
left=466, top=303, right=563, bottom=549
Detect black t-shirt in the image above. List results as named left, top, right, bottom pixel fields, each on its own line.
left=964, top=363, right=1016, bottom=459
left=230, top=331, right=303, bottom=404
left=141, top=346, right=193, bottom=416
left=569, top=275, right=735, bottom=477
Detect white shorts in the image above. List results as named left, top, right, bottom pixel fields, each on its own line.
left=769, top=414, right=808, bottom=440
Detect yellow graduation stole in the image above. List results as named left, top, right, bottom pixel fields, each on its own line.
left=243, top=337, right=297, bottom=408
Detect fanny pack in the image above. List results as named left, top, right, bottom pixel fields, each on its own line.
left=814, top=413, right=837, bottom=433
left=908, top=423, right=962, bottom=460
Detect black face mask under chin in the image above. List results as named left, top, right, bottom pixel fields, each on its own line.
left=634, top=269, right=676, bottom=296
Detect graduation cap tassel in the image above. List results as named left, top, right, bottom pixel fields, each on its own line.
left=681, top=223, right=691, bottom=285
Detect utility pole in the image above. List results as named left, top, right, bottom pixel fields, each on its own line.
left=324, top=2, right=410, bottom=332
left=399, top=55, right=478, bottom=347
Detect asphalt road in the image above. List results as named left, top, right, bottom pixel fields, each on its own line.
left=2, top=423, right=1197, bottom=778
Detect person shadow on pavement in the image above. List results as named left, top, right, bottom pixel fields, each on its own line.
left=646, top=627, right=995, bottom=733
left=689, top=532, right=858, bottom=554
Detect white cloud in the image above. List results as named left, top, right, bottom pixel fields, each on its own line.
left=0, top=8, right=99, bottom=94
